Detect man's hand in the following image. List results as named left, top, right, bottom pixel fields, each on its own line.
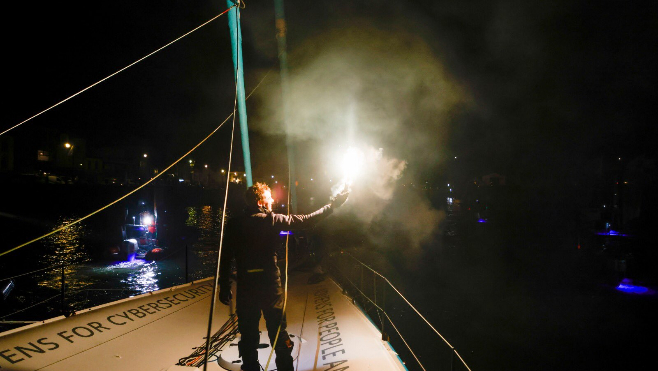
left=330, top=190, right=350, bottom=208
left=219, top=287, right=232, bottom=305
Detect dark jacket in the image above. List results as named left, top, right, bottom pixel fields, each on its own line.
left=219, top=204, right=333, bottom=291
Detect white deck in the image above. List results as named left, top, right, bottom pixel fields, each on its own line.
left=0, top=272, right=407, bottom=371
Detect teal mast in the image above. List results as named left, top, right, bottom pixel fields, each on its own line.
left=227, top=0, right=253, bottom=187
left=274, top=0, right=298, bottom=213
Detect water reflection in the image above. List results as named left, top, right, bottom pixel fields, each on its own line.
left=187, top=205, right=222, bottom=244
left=185, top=206, right=199, bottom=227
left=38, top=216, right=93, bottom=292
left=185, top=206, right=224, bottom=280
left=104, top=260, right=161, bottom=294
left=6, top=207, right=223, bottom=320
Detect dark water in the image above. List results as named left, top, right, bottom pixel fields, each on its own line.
left=334, top=201, right=658, bottom=371
left=1, top=184, right=657, bottom=371
left=0, top=184, right=226, bottom=327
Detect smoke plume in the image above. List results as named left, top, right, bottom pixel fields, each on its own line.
left=251, top=21, right=465, bottom=256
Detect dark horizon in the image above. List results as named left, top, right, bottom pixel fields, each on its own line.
left=2, top=1, right=656, bottom=183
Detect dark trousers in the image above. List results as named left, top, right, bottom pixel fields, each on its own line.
left=236, top=282, right=294, bottom=371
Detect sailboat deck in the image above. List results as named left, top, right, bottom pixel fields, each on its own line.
left=0, top=272, right=407, bottom=371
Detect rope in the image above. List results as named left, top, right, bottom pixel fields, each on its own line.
left=202, top=2, right=242, bottom=368
left=0, top=19, right=272, bottom=258
left=454, top=349, right=471, bottom=371
left=202, top=44, right=239, bottom=371
left=65, top=287, right=128, bottom=294
left=0, top=6, right=237, bottom=137
left=0, top=111, right=232, bottom=258
left=0, top=263, right=64, bottom=282
left=179, top=314, right=239, bottom=367
left=0, top=65, right=273, bottom=330
left=0, top=64, right=273, bottom=260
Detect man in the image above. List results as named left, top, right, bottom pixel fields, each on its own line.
left=219, top=182, right=348, bottom=371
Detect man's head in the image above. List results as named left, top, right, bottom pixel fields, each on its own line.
left=245, top=182, right=274, bottom=211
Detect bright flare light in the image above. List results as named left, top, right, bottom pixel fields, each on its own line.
left=142, top=215, right=154, bottom=225
left=340, top=147, right=364, bottom=186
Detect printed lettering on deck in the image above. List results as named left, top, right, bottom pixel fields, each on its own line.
left=0, top=283, right=212, bottom=367
left=314, top=286, right=349, bottom=371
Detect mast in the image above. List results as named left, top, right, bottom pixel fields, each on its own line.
left=226, top=0, right=253, bottom=187
left=274, top=0, right=298, bottom=213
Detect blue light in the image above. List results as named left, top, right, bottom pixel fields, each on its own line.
left=617, top=284, right=648, bottom=294
left=596, top=230, right=630, bottom=237
left=477, top=219, right=487, bottom=223
left=616, top=284, right=650, bottom=294
left=615, top=278, right=653, bottom=295
left=279, top=231, right=292, bottom=235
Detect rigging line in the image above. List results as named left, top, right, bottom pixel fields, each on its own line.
left=0, top=5, right=237, bottom=137
left=67, top=288, right=127, bottom=293
left=335, top=264, right=427, bottom=371
left=203, top=2, right=242, bottom=368
left=184, top=315, right=238, bottom=367
left=0, top=65, right=273, bottom=259
left=202, top=53, right=239, bottom=371
left=345, top=252, right=457, bottom=350
left=0, top=111, right=231, bottom=258
left=179, top=315, right=238, bottom=366
left=453, top=349, right=471, bottom=371
left=0, top=263, right=64, bottom=282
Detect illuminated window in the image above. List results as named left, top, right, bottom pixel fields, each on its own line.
left=37, top=150, right=50, bottom=161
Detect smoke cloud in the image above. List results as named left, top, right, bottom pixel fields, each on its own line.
left=253, top=24, right=467, bottom=157
left=251, top=21, right=465, bottom=256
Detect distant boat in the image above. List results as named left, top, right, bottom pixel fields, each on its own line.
left=106, top=211, right=164, bottom=261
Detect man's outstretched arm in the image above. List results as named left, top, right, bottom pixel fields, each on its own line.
left=270, top=190, right=349, bottom=230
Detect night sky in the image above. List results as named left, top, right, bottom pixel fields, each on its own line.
left=4, top=0, right=656, bottom=182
